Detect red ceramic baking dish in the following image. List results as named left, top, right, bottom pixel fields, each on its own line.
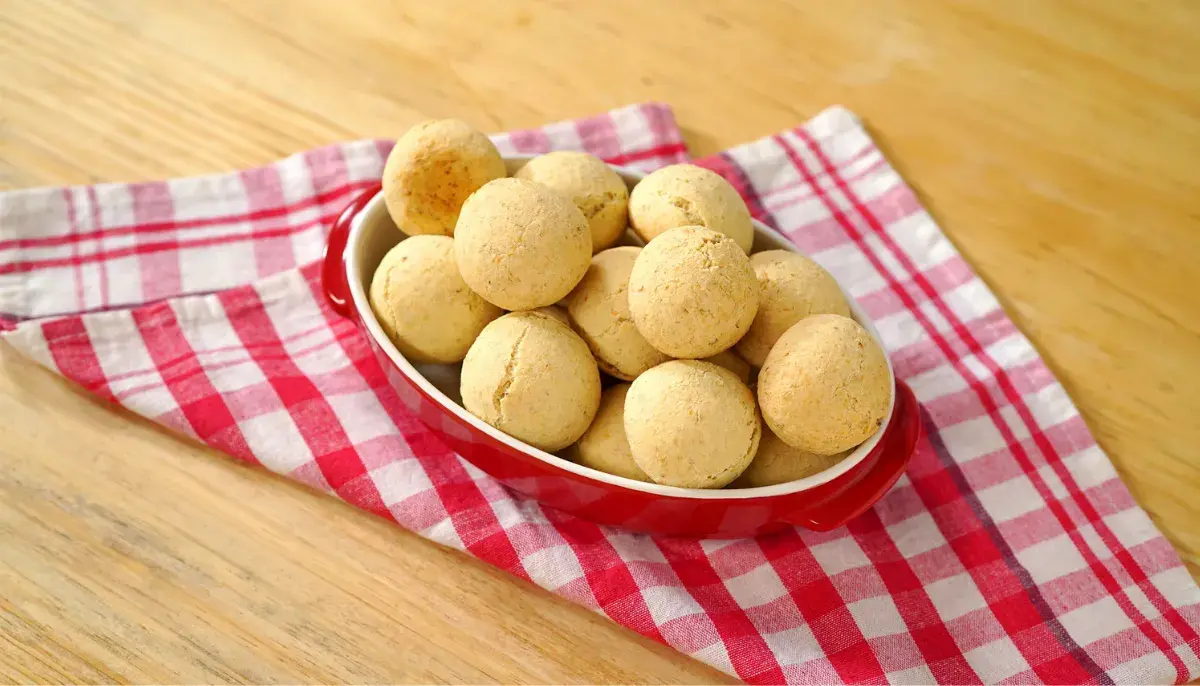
left=322, top=157, right=920, bottom=538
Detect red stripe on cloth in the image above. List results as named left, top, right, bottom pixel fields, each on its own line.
left=701, top=148, right=1101, bottom=679
left=85, top=186, right=109, bottom=310
left=847, top=511, right=982, bottom=683
left=215, top=281, right=388, bottom=516
left=699, top=153, right=774, bottom=227
left=656, top=539, right=788, bottom=683
left=0, top=286, right=249, bottom=327
left=758, top=144, right=879, bottom=204
left=603, top=142, right=689, bottom=167
left=757, top=530, right=889, bottom=684
left=103, top=321, right=337, bottom=386
left=769, top=157, right=891, bottom=216
left=784, top=131, right=1183, bottom=678
left=306, top=147, right=513, bottom=559
left=239, top=166, right=298, bottom=279
left=698, top=148, right=887, bottom=229
left=542, top=510, right=667, bottom=642
left=131, top=182, right=182, bottom=303
left=0, top=180, right=376, bottom=251
left=507, top=127, right=553, bottom=154
left=329, top=326, right=528, bottom=570
left=781, top=130, right=1194, bottom=680
left=723, top=139, right=1115, bottom=677
left=130, top=302, right=257, bottom=464
left=703, top=147, right=1108, bottom=679
left=112, top=325, right=364, bottom=405
left=855, top=257, right=982, bottom=324
left=296, top=256, right=527, bottom=576
left=373, top=139, right=393, bottom=163
left=792, top=129, right=1200, bottom=656
left=640, top=104, right=685, bottom=147
left=0, top=211, right=339, bottom=276
left=43, top=317, right=113, bottom=399
left=775, top=181, right=922, bottom=244
left=768, top=134, right=1114, bottom=676
left=575, top=114, right=622, bottom=160
left=917, top=409, right=1111, bottom=682
left=2, top=145, right=681, bottom=279
left=62, top=188, right=85, bottom=312
left=419, top=455, right=526, bottom=573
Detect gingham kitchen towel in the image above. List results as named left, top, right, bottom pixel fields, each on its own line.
left=2, top=103, right=1198, bottom=685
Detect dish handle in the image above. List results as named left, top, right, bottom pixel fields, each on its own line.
left=322, top=183, right=382, bottom=318
left=787, top=379, right=921, bottom=531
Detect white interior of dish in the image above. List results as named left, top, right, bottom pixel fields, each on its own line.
left=345, top=156, right=896, bottom=499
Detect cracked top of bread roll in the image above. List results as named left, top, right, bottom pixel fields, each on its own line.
left=455, top=178, right=592, bottom=310
left=460, top=311, right=601, bottom=452
left=736, top=250, right=852, bottom=367
left=624, top=360, right=760, bottom=489
left=757, top=314, right=891, bottom=455
left=628, top=227, right=759, bottom=359
left=628, top=164, right=754, bottom=253
left=382, top=119, right=506, bottom=237
left=515, top=151, right=630, bottom=253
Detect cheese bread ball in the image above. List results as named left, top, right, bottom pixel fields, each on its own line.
left=568, top=383, right=650, bottom=482
left=628, top=227, right=758, bottom=359
left=733, top=425, right=849, bottom=488
left=564, top=246, right=670, bottom=380
left=368, top=236, right=502, bottom=364
left=382, top=119, right=506, bottom=236
left=625, top=360, right=760, bottom=488
left=628, top=164, right=754, bottom=253
left=701, top=349, right=752, bottom=385
left=455, top=178, right=592, bottom=310
left=758, top=314, right=891, bottom=455
left=515, top=151, right=630, bottom=253
left=736, top=250, right=852, bottom=367
left=461, top=311, right=601, bottom=452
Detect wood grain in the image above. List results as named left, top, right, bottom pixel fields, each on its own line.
left=1, top=0, right=1198, bottom=682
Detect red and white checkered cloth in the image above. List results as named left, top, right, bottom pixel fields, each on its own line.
left=2, top=103, right=1198, bottom=685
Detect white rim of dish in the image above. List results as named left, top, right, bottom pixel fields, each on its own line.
left=346, top=156, right=896, bottom=500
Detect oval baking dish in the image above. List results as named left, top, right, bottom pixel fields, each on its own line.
left=322, top=156, right=920, bottom=538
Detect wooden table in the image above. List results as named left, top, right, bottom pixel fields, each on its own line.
left=2, top=1, right=1197, bottom=682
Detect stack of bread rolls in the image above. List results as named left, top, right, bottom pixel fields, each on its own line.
left=369, top=119, right=892, bottom=489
